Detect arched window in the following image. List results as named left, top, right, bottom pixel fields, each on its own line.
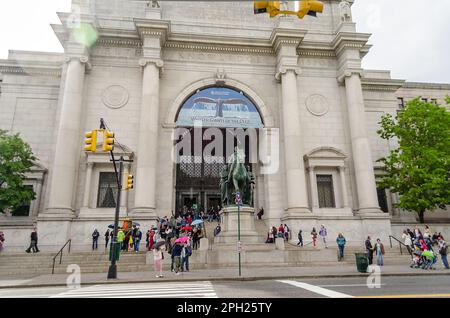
left=176, top=87, right=263, bottom=128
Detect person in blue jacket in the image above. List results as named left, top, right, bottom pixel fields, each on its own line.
left=336, top=233, right=346, bottom=261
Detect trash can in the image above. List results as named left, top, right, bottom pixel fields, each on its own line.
left=355, top=253, right=369, bottom=273
left=109, top=242, right=121, bottom=262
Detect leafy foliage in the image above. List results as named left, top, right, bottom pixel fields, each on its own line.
left=0, top=130, right=36, bottom=215
left=377, top=97, right=450, bottom=223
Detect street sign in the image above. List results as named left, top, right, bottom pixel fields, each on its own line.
left=235, top=192, right=242, bottom=205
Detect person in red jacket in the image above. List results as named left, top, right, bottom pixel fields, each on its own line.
left=374, top=238, right=385, bottom=266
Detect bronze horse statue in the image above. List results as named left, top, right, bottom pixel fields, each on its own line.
left=220, top=147, right=255, bottom=206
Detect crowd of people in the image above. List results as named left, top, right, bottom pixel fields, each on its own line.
left=92, top=208, right=215, bottom=277
left=401, top=225, right=449, bottom=270
left=265, top=224, right=291, bottom=243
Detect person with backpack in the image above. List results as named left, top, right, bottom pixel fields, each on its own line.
left=172, top=241, right=183, bottom=275
left=133, top=227, right=142, bottom=253
left=438, top=239, right=449, bottom=269
left=365, top=236, right=374, bottom=265
left=181, top=242, right=192, bottom=272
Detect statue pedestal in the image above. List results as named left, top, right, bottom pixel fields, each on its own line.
left=214, top=206, right=260, bottom=244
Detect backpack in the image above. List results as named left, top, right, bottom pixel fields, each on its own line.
left=440, top=245, right=448, bottom=255
left=185, top=246, right=192, bottom=257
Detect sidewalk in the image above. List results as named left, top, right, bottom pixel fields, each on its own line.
left=1, top=264, right=449, bottom=289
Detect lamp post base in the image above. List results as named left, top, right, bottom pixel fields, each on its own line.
left=107, top=264, right=117, bottom=279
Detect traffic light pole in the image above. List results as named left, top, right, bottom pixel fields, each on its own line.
left=107, top=152, right=123, bottom=279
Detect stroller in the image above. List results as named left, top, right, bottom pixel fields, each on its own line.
left=410, top=250, right=424, bottom=268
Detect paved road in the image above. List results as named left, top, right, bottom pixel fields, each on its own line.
left=1, top=276, right=449, bottom=298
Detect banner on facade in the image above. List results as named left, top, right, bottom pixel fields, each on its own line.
left=176, top=87, right=263, bottom=128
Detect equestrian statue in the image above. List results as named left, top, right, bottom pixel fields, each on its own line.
left=220, top=147, right=255, bottom=206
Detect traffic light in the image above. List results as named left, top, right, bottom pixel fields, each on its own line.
left=125, top=174, right=134, bottom=190
left=298, top=1, right=324, bottom=18
left=102, top=130, right=115, bottom=152
left=254, top=1, right=280, bottom=18
left=84, top=130, right=97, bottom=152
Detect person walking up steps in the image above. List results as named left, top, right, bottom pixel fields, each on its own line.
left=336, top=233, right=346, bottom=261
left=104, top=229, right=110, bottom=249
left=92, top=229, right=100, bottom=250
left=297, top=230, right=303, bottom=246
left=172, top=241, right=183, bottom=275
left=311, top=227, right=318, bottom=248
left=319, top=224, right=328, bottom=248
left=26, top=228, right=39, bottom=253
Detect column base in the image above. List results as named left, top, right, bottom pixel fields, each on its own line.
left=356, top=207, right=385, bottom=218
left=39, top=208, right=75, bottom=221
left=281, top=207, right=312, bottom=219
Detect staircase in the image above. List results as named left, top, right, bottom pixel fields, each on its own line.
left=0, top=221, right=413, bottom=278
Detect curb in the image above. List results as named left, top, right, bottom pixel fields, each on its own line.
left=1, top=271, right=450, bottom=290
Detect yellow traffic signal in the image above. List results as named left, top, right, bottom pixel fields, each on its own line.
left=298, top=1, right=324, bottom=19
left=254, top=1, right=280, bottom=17
left=125, top=174, right=134, bottom=190
left=84, top=130, right=97, bottom=152
left=102, top=130, right=115, bottom=152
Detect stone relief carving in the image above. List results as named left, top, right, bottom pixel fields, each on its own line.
left=339, top=1, right=352, bottom=23
left=306, top=94, right=329, bottom=116
left=102, top=85, right=130, bottom=109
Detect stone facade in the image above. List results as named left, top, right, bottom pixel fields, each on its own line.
left=0, top=0, right=449, bottom=251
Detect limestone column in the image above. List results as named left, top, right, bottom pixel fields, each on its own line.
left=278, top=68, right=310, bottom=215
left=44, top=56, right=89, bottom=217
left=338, top=166, right=349, bottom=208
left=343, top=72, right=380, bottom=213
left=131, top=59, right=163, bottom=218
left=308, top=166, right=319, bottom=209
left=82, top=162, right=94, bottom=208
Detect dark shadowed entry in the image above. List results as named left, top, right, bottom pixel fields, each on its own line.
left=174, top=127, right=254, bottom=214
left=174, top=86, right=263, bottom=214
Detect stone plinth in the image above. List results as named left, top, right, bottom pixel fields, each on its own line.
left=214, top=206, right=260, bottom=244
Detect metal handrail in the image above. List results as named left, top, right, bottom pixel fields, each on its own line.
left=286, top=240, right=314, bottom=247
left=389, top=235, right=409, bottom=255
left=52, top=239, right=71, bottom=274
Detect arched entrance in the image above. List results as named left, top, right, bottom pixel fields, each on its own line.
left=173, top=86, right=264, bottom=215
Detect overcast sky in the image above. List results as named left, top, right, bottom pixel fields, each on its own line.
left=0, top=0, right=449, bottom=83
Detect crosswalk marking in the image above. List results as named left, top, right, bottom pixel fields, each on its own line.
left=52, top=281, right=218, bottom=298
left=277, top=280, right=353, bottom=298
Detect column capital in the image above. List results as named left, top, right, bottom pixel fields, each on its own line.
left=138, top=58, right=164, bottom=69
left=337, top=68, right=364, bottom=84
left=64, top=55, right=92, bottom=72
left=275, top=66, right=301, bottom=82
left=86, top=162, right=94, bottom=168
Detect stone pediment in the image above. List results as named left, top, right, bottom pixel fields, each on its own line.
left=305, top=147, right=347, bottom=160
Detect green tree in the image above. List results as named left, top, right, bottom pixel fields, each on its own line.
left=377, top=97, right=450, bottom=223
left=0, top=130, right=36, bottom=215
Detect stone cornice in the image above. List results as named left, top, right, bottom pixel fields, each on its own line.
left=269, top=27, right=307, bottom=53
left=331, top=30, right=371, bottom=57
left=361, top=78, right=406, bottom=92
left=97, top=37, right=143, bottom=48
left=134, top=18, right=171, bottom=46
left=0, top=60, right=62, bottom=77
left=164, top=41, right=274, bottom=55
